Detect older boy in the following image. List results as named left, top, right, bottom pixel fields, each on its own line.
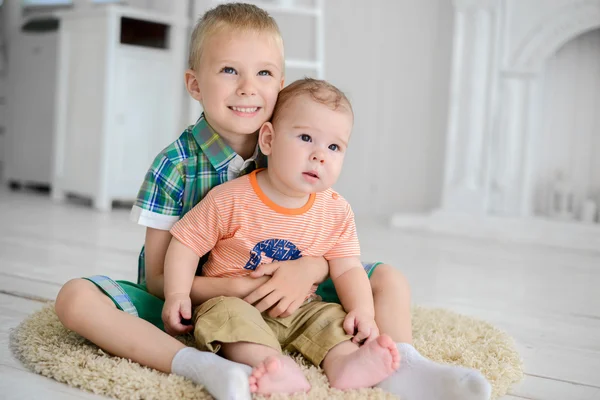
left=55, top=3, right=491, bottom=400
left=163, top=78, right=400, bottom=395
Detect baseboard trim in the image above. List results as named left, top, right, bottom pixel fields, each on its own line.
left=390, top=211, right=600, bottom=253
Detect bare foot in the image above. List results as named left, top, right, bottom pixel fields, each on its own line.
left=325, top=334, right=401, bottom=390
left=248, top=355, right=311, bottom=395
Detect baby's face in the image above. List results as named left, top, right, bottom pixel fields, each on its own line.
left=268, top=95, right=354, bottom=195
left=195, top=29, right=284, bottom=139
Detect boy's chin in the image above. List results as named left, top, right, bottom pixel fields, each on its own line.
left=230, top=121, right=263, bottom=134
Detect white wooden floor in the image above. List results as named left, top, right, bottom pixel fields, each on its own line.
left=1, top=186, right=599, bottom=400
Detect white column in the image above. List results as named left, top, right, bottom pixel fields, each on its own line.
left=488, top=74, right=535, bottom=217
left=490, top=76, right=526, bottom=215
left=442, top=3, right=500, bottom=214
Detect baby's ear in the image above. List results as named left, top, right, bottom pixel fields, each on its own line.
left=258, top=122, right=275, bottom=155
left=184, top=69, right=202, bottom=102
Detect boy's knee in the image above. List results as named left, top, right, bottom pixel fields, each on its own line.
left=55, top=278, right=113, bottom=328
left=370, top=264, right=410, bottom=294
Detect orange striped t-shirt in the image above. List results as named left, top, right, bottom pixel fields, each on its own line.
left=170, top=169, right=361, bottom=290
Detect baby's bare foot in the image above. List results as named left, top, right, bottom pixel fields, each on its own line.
left=326, top=334, right=400, bottom=390
left=248, top=355, right=311, bottom=395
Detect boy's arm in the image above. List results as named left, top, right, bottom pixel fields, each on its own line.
left=190, top=274, right=270, bottom=304
left=144, top=228, right=173, bottom=299
left=244, top=256, right=329, bottom=317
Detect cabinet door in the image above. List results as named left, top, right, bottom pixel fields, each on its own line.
left=6, top=32, right=58, bottom=184
left=110, top=47, right=180, bottom=200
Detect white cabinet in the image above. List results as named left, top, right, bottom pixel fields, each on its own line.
left=52, top=5, right=188, bottom=210
left=4, top=16, right=59, bottom=187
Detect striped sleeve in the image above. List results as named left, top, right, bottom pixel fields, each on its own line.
left=169, top=191, right=223, bottom=258
left=324, top=202, right=361, bottom=260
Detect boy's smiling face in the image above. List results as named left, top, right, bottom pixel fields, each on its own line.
left=189, top=29, right=284, bottom=143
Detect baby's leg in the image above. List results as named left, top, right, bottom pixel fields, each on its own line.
left=221, top=342, right=310, bottom=395
left=194, top=296, right=310, bottom=395
left=322, top=334, right=400, bottom=390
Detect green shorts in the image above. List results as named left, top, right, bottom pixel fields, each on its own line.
left=315, top=261, right=381, bottom=302
left=84, top=261, right=382, bottom=331
left=83, top=277, right=166, bottom=331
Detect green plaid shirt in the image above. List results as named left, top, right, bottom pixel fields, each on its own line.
left=131, top=114, right=266, bottom=284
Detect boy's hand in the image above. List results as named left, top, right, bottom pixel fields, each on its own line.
left=234, top=275, right=271, bottom=297
left=162, top=293, right=194, bottom=336
left=343, top=309, right=379, bottom=344
left=244, top=257, right=326, bottom=318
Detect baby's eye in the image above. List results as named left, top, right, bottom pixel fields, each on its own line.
left=221, top=67, right=237, bottom=75
left=328, top=144, right=340, bottom=151
left=258, top=70, right=273, bottom=76
left=300, top=134, right=312, bottom=142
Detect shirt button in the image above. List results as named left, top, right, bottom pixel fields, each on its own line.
left=332, top=193, right=339, bottom=200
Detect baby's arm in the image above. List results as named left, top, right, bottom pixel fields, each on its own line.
left=161, top=192, right=226, bottom=335
left=329, top=257, right=378, bottom=343
left=329, top=257, right=374, bottom=314
left=163, top=238, right=200, bottom=299
left=162, top=237, right=200, bottom=335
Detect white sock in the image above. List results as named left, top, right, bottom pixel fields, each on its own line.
left=376, top=343, right=492, bottom=400
left=171, top=347, right=252, bottom=400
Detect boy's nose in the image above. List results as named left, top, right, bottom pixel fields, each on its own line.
left=237, top=78, right=257, bottom=96
left=237, top=87, right=256, bottom=96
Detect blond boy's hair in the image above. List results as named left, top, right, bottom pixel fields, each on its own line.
left=189, top=3, right=283, bottom=70
left=272, top=78, right=354, bottom=125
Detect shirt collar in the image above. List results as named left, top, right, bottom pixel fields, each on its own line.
left=191, top=113, right=237, bottom=172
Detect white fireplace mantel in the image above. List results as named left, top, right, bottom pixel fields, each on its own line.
left=392, top=0, right=600, bottom=251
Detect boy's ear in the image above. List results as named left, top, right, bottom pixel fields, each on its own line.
left=185, top=69, right=202, bottom=102
left=280, top=77, right=285, bottom=90
left=259, top=122, right=275, bottom=155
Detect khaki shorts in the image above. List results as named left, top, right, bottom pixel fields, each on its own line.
left=193, top=296, right=352, bottom=366
left=82, top=263, right=382, bottom=333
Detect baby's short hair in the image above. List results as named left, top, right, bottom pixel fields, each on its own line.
left=272, top=78, right=354, bottom=125
left=188, top=3, right=283, bottom=70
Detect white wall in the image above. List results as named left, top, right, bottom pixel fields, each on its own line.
left=1, top=0, right=454, bottom=218
left=190, top=0, right=454, bottom=217
left=0, top=75, right=5, bottom=169
left=324, top=0, right=454, bottom=217
left=0, top=1, right=17, bottom=171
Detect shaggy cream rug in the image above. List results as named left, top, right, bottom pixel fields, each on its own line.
left=10, top=303, right=523, bottom=400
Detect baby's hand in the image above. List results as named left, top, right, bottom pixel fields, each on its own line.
left=162, top=293, right=194, bottom=336
left=343, top=309, right=380, bottom=344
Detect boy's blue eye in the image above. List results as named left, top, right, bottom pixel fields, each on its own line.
left=329, top=144, right=339, bottom=151
left=300, top=134, right=312, bottom=142
left=221, top=67, right=237, bottom=75
left=258, top=70, right=273, bottom=76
